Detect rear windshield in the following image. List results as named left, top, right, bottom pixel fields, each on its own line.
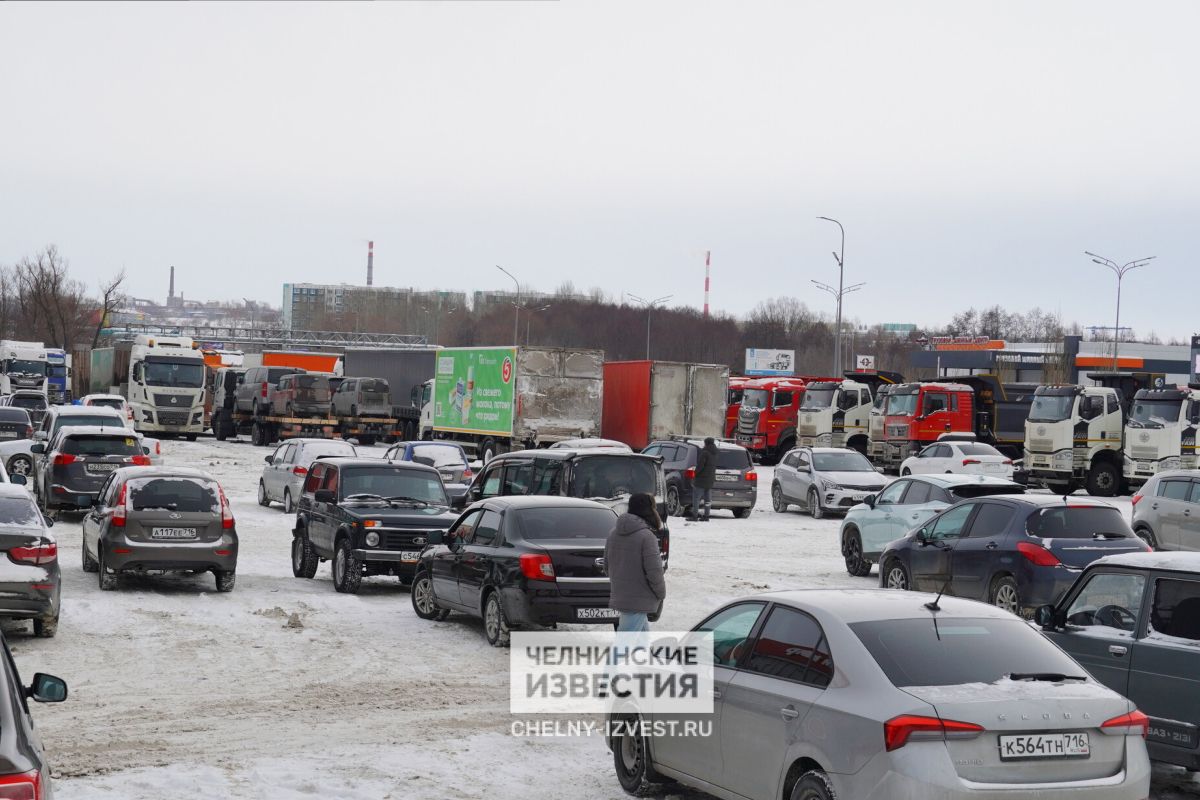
left=851, top=617, right=1084, bottom=687
left=948, top=483, right=1025, bottom=500
left=129, top=477, right=218, bottom=513
left=9, top=395, right=46, bottom=410
left=296, top=375, right=328, bottom=389
left=61, top=435, right=141, bottom=457
left=54, top=415, right=124, bottom=435
left=1026, top=506, right=1134, bottom=539
left=87, top=399, right=125, bottom=410
left=341, top=466, right=447, bottom=504
left=568, top=456, right=658, bottom=500
left=0, top=497, right=40, bottom=526
left=268, top=368, right=302, bottom=383
left=513, top=507, right=618, bottom=540
left=716, top=449, right=751, bottom=470
left=956, top=443, right=1003, bottom=456
left=410, top=444, right=467, bottom=469
left=302, top=441, right=357, bottom=460
left=360, top=379, right=389, bottom=394
left=812, top=451, right=874, bottom=472
left=0, top=409, right=30, bottom=423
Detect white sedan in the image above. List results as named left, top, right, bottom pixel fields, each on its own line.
left=900, top=440, right=1013, bottom=479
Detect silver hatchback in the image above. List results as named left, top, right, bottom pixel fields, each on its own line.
left=258, top=438, right=358, bottom=514
left=1131, top=469, right=1200, bottom=551
left=609, top=589, right=1150, bottom=800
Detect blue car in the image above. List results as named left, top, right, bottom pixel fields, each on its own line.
left=878, top=495, right=1149, bottom=616
left=383, top=441, right=473, bottom=501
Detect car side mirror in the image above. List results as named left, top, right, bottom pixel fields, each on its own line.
left=427, top=530, right=446, bottom=545
left=451, top=494, right=467, bottom=511
left=32, top=432, right=46, bottom=441
left=42, top=514, right=54, bottom=527
left=875, top=466, right=885, bottom=474
left=915, top=528, right=928, bottom=544
left=27, top=673, right=67, bottom=703
left=863, top=494, right=876, bottom=508
left=30, top=443, right=44, bottom=454
left=264, top=455, right=273, bottom=464
left=314, top=489, right=336, bottom=505
left=1035, top=604, right=1060, bottom=630
left=9, top=474, right=25, bottom=486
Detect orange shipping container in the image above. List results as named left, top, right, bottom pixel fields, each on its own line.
left=261, top=350, right=341, bottom=373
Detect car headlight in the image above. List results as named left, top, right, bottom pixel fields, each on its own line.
left=365, top=531, right=380, bottom=547
left=822, top=479, right=843, bottom=491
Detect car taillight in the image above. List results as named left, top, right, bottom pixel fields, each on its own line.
left=261, top=381, right=269, bottom=398
left=52, top=454, right=76, bottom=466
left=1017, top=540, right=1061, bottom=567
left=24, top=426, right=32, bottom=438
left=884, top=714, right=984, bottom=751
left=219, top=486, right=235, bottom=529
left=745, top=471, right=758, bottom=482
left=962, top=459, right=980, bottom=466
left=0, top=769, right=41, bottom=800
left=462, top=468, right=473, bottom=480
left=8, top=542, right=57, bottom=566
left=129, top=455, right=151, bottom=466
left=293, top=466, right=308, bottom=477
left=1003, top=459, right=1013, bottom=465
left=112, top=482, right=128, bottom=527
left=1131, top=493, right=1143, bottom=507
left=1101, top=709, right=1149, bottom=737
left=155, top=440, right=161, bottom=456
left=519, top=553, right=555, bottom=581
left=685, top=467, right=696, bottom=480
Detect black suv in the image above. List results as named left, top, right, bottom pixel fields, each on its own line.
left=643, top=439, right=757, bottom=518
left=457, top=448, right=669, bottom=564
left=291, top=458, right=458, bottom=593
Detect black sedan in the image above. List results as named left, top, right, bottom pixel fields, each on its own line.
left=411, top=496, right=617, bottom=646
left=878, top=494, right=1148, bottom=616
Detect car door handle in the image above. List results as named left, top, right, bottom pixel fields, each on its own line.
left=986, top=542, right=999, bottom=550
left=1108, top=645, right=1128, bottom=657
left=780, top=705, right=800, bottom=721
left=712, top=688, right=722, bottom=700
left=911, top=514, right=920, bottom=519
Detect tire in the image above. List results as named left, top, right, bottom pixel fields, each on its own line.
left=33, top=615, right=58, bottom=639
left=808, top=488, right=825, bottom=520
left=81, top=539, right=99, bottom=573
left=214, top=412, right=228, bottom=441
left=771, top=483, right=788, bottom=513
left=411, top=572, right=447, bottom=621
left=185, top=434, right=198, bottom=442
left=884, top=560, right=910, bottom=591
left=214, top=570, right=236, bottom=593
left=843, top=529, right=871, bottom=577
left=257, top=481, right=271, bottom=507
left=291, top=530, right=319, bottom=579
left=612, top=713, right=667, bottom=796
left=848, top=438, right=868, bottom=457
left=481, top=439, right=497, bottom=465
left=483, top=591, right=510, bottom=647
left=98, top=546, right=119, bottom=591
left=900, top=468, right=911, bottom=476
left=1135, top=526, right=1158, bottom=550
left=1050, top=482, right=1074, bottom=496
left=1087, top=462, right=1119, bottom=497
left=665, top=486, right=682, bottom=517
left=283, top=488, right=294, bottom=515
left=332, top=537, right=362, bottom=594
left=791, top=770, right=838, bottom=800
left=7, top=455, right=33, bottom=479
left=732, top=508, right=750, bottom=519
left=989, top=574, right=1021, bottom=615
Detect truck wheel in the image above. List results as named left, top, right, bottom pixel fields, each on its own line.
left=848, top=437, right=868, bottom=456
left=213, top=412, right=228, bottom=441
left=1087, top=463, right=1118, bottom=497
left=332, top=538, right=362, bottom=594
left=481, top=439, right=498, bottom=465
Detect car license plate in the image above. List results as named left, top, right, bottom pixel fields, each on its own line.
left=151, top=527, right=197, bottom=540
left=577, top=607, right=619, bottom=620
left=1138, top=461, right=1151, bottom=472
left=985, top=463, right=1003, bottom=471
left=851, top=494, right=866, bottom=502
left=0, top=431, right=16, bottom=439
left=400, top=550, right=422, bottom=562
left=999, top=732, right=1089, bottom=761
left=716, top=474, right=738, bottom=482
left=86, top=463, right=118, bottom=473
left=1148, top=720, right=1200, bottom=749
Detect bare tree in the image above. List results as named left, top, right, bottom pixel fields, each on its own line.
left=92, top=270, right=127, bottom=348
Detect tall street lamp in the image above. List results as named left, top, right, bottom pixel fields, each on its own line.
left=524, top=304, right=551, bottom=345
left=495, top=265, right=520, bottom=344
left=814, top=216, right=863, bottom=376
left=1085, top=251, right=1155, bottom=372
left=625, top=293, right=673, bottom=359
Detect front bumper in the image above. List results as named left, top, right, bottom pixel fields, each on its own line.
left=104, top=534, right=238, bottom=573
left=138, top=407, right=205, bottom=433
left=821, top=486, right=883, bottom=512
left=734, top=433, right=767, bottom=453
left=352, top=548, right=422, bottom=578
left=879, top=441, right=915, bottom=467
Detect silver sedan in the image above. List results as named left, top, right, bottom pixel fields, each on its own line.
left=609, top=589, right=1151, bottom=800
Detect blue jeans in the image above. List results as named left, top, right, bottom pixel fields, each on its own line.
left=694, top=487, right=712, bottom=517
left=617, top=612, right=650, bottom=633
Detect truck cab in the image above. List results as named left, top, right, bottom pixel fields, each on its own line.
left=734, top=377, right=812, bottom=463
left=1025, top=385, right=1123, bottom=496
left=797, top=379, right=873, bottom=453
left=0, top=342, right=49, bottom=397
left=878, top=382, right=974, bottom=469
left=44, top=349, right=69, bottom=404
left=128, top=335, right=206, bottom=439
left=1124, top=387, right=1200, bottom=488
left=725, top=376, right=747, bottom=439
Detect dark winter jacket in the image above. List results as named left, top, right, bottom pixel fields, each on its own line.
left=693, top=442, right=719, bottom=489
left=605, top=513, right=666, bottom=614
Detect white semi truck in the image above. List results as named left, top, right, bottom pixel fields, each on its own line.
left=0, top=340, right=49, bottom=397
left=90, top=335, right=206, bottom=439
left=1123, top=386, right=1200, bottom=488
left=1024, top=384, right=1125, bottom=496
left=796, top=378, right=874, bottom=453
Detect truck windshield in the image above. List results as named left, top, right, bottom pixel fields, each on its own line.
left=871, top=392, right=889, bottom=413
left=48, top=366, right=68, bottom=378
left=144, top=361, right=204, bottom=388
left=5, top=360, right=45, bottom=376
left=728, top=388, right=744, bottom=405
left=800, top=388, right=836, bottom=410
left=569, top=456, right=658, bottom=500
left=741, top=389, right=769, bottom=410
left=1128, top=399, right=1183, bottom=429
left=1028, top=394, right=1075, bottom=423
left=884, top=393, right=917, bottom=416
left=812, top=451, right=875, bottom=472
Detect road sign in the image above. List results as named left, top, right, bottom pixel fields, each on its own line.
left=855, top=355, right=876, bottom=371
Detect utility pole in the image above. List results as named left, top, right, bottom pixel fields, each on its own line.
left=814, top=216, right=863, bottom=376
left=495, top=265, right=520, bottom=344
left=625, top=293, right=672, bottom=359
left=1085, top=251, right=1155, bottom=372
left=525, top=304, right=551, bottom=345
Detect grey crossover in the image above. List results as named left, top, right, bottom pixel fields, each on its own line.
left=643, top=439, right=756, bottom=519
left=609, top=589, right=1150, bottom=800
left=772, top=446, right=889, bottom=519
left=32, top=426, right=150, bottom=512
left=1131, top=469, right=1200, bottom=550
left=81, top=466, right=239, bottom=592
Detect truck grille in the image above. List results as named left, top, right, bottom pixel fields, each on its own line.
left=737, top=418, right=757, bottom=436
left=798, top=424, right=817, bottom=436
left=380, top=530, right=435, bottom=550
left=154, top=393, right=191, bottom=408
left=157, top=410, right=189, bottom=426
left=1128, top=447, right=1160, bottom=461
left=886, top=424, right=909, bottom=438
left=1028, top=439, right=1054, bottom=452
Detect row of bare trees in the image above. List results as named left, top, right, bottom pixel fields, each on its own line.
left=0, top=246, right=124, bottom=350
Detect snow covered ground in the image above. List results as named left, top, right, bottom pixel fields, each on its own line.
left=8, top=438, right=1197, bottom=799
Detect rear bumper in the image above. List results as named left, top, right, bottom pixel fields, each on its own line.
left=499, top=584, right=615, bottom=627
left=684, top=484, right=757, bottom=509
left=47, top=484, right=101, bottom=510
left=103, top=535, right=238, bottom=573
left=1015, top=563, right=1085, bottom=609
left=0, top=580, right=59, bottom=620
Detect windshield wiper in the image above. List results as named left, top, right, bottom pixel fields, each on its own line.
left=1009, top=672, right=1086, bottom=683
left=344, top=493, right=386, bottom=501
left=386, top=495, right=432, bottom=506
left=1092, top=532, right=1129, bottom=540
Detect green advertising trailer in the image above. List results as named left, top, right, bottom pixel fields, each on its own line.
left=429, top=346, right=604, bottom=461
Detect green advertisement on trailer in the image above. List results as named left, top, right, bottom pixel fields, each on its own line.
left=433, top=347, right=517, bottom=436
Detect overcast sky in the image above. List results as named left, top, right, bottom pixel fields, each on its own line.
left=2, top=1, right=1197, bottom=340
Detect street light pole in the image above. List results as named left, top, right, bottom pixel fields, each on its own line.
left=1085, top=251, right=1155, bottom=372
left=495, top=265, right=520, bottom=344
left=625, top=293, right=673, bottom=359
left=525, top=304, right=551, bottom=345
left=816, top=216, right=855, bottom=375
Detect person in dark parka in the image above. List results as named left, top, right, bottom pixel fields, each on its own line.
left=689, top=437, right=719, bottom=521
left=605, top=493, right=666, bottom=632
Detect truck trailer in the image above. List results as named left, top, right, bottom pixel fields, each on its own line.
left=601, top=360, right=729, bottom=450
left=342, top=348, right=438, bottom=442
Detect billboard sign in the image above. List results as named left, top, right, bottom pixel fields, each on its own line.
left=745, top=348, right=794, bottom=376
left=434, top=347, right=517, bottom=436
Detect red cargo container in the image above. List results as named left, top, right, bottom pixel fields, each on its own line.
left=602, top=360, right=730, bottom=450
